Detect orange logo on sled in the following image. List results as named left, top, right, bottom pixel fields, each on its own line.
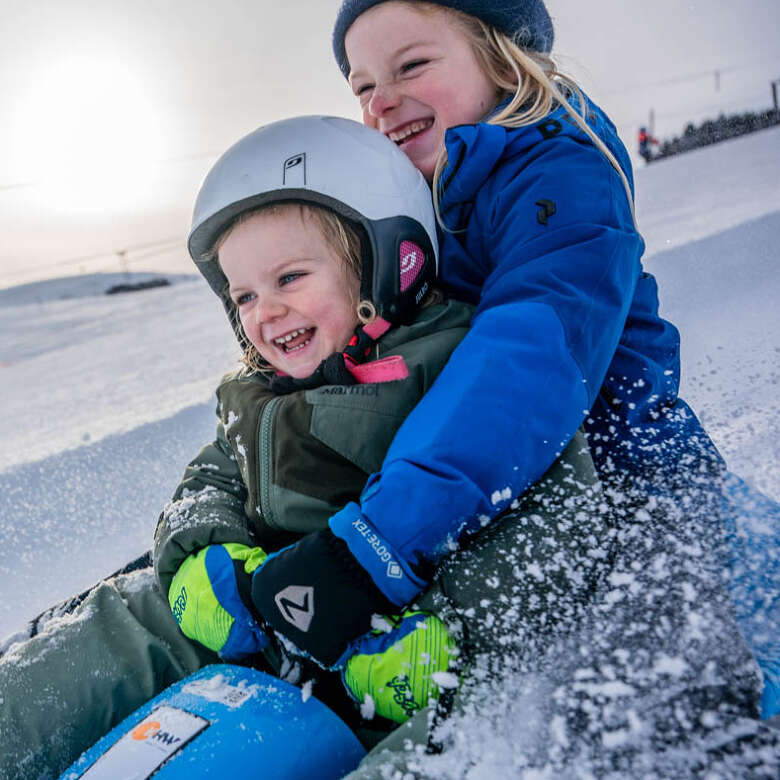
left=131, top=720, right=160, bottom=740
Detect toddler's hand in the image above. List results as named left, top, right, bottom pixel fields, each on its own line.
left=169, top=543, right=269, bottom=660
left=343, top=611, right=459, bottom=723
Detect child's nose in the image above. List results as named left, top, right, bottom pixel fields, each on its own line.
left=254, top=295, right=286, bottom=325
left=368, top=82, right=401, bottom=117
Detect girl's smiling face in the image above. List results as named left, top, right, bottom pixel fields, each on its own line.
left=219, top=207, right=360, bottom=379
left=345, top=1, right=499, bottom=181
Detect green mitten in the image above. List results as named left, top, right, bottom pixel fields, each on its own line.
left=342, top=611, right=458, bottom=723
left=169, top=543, right=268, bottom=659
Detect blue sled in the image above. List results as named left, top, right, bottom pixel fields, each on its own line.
left=59, top=664, right=366, bottom=779
left=724, top=473, right=780, bottom=719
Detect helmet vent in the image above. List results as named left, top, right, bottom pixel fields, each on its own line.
left=399, top=240, right=425, bottom=293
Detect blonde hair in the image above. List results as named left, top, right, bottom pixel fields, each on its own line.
left=423, top=4, right=637, bottom=230
left=212, top=202, right=373, bottom=375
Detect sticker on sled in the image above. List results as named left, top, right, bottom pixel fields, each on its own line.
left=77, top=705, right=209, bottom=779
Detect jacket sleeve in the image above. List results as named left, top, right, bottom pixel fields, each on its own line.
left=329, top=136, right=643, bottom=604
left=153, top=420, right=256, bottom=598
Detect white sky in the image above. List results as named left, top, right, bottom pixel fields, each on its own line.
left=1, top=0, right=779, bottom=288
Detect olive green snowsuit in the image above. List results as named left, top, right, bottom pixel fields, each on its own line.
left=0, top=299, right=607, bottom=779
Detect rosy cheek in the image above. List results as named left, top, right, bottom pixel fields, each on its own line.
left=361, top=107, right=377, bottom=128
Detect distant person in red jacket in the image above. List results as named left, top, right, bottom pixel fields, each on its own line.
left=638, top=126, right=659, bottom=162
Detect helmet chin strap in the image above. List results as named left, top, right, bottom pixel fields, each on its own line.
left=269, top=317, right=408, bottom=395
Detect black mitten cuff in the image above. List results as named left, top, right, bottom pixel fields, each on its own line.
left=251, top=528, right=395, bottom=667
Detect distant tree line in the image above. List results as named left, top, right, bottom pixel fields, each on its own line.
left=652, top=107, right=779, bottom=161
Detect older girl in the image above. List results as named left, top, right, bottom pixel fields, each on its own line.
left=240, top=1, right=780, bottom=774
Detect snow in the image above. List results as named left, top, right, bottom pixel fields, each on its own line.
left=433, top=671, right=460, bottom=690
left=359, top=693, right=376, bottom=721
left=490, top=487, right=512, bottom=505
left=637, top=128, right=780, bottom=501
left=652, top=654, right=689, bottom=678
left=182, top=672, right=258, bottom=709
left=0, top=274, right=238, bottom=634
left=0, top=126, right=778, bottom=771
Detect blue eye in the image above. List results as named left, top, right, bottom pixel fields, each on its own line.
left=279, top=272, right=303, bottom=286
left=234, top=291, right=255, bottom=306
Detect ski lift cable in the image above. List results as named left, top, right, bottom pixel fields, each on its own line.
left=52, top=237, right=183, bottom=270
left=601, top=55, right=780, bottom=97
left=3, top=59, right=778, bottom=193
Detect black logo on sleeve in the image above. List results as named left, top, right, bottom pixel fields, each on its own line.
left=536, top=199, right=557, bottom=225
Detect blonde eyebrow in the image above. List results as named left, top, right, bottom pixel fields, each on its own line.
left=227, top=256, right=320, bottom=295
left=349, top=40, right=438, bottom=84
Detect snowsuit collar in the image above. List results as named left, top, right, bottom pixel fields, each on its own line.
left=437, top=95, right=630, bottom=220
left=269, top=318, right=406, bottom=394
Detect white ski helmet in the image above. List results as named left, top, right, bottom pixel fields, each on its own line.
left=189, top=115, right=438, bottom=325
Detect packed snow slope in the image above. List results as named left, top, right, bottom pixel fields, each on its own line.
left=1, top=126, right=778, bottom=641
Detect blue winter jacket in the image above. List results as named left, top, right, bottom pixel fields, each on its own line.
left=330, top=96, right=722, bottom=606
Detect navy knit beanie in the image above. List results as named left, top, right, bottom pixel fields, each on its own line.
left=333, top=0, right=554, bottom=78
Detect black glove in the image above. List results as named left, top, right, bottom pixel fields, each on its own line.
left=251, top=528, right=396, bottom=668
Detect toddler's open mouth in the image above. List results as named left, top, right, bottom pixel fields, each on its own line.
left=274, top=327, right=315, bottom=353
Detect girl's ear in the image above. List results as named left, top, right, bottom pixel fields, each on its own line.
left=490, top=48, right=522, bottom=90
left=500, top=62, right=520, bottom=86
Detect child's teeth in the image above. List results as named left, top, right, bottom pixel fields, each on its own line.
left=285, top=337, right=311, bottom=352
left=275, top=328, right=306, bottom=345
left=273, top=328, right=313, bottom=352
left=389, top=119, right=432, bottom=143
